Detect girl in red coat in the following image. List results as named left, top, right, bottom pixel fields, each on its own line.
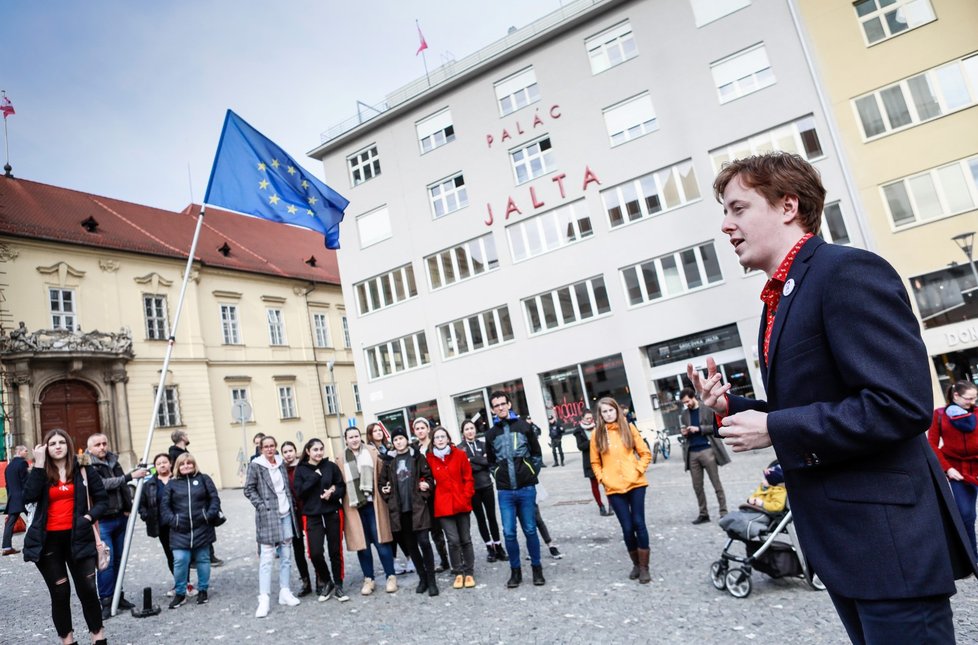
left=427, top=426, right=476, bottom=589
left=928, top=380, right=978, bottom=558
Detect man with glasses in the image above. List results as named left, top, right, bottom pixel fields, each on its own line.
left=484, top=391, right=546, bottom=588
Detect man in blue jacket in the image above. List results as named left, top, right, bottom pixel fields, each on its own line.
left=690, top=152, right=976, bottom=644
left=2, top=445, right=29, bottom=555
left=484, top=391, right=545, bottom=588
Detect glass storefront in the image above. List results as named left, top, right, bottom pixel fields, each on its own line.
left=377, top=398, right=440, bottom=435
left=451, top=379, right=528, bottom=437
left=910, top=262, right=978, bottom=330
left=645, top=323, right=741, bottom=367
left=932, top=348, right=978, bottom=394
left=539, top=353, right=632, bottom=427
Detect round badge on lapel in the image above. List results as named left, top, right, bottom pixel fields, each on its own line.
left=783, top=278, right=795, bottom=297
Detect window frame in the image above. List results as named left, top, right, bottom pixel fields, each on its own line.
left=428, top=172, right=469, bottom=219
left=278, top=385, right=298, bottom=419
left=49, top=287, right=77, bottom=331
left=510, top=136, right=555, bottom=185
left=603, top=92, right=658, bottom=146
left=880, top=155, right=978, bottom=230
left=357, top=206, right=392, bottom=249
left=619, top=242, right=725, bottom=308
left=853, top=0, right=936, bottom=47
left=354, top=264, right=418, bottom=316
left=425, top=233, right=500, bottom=291
left=506, top=200, right=594, bottom=263
left=220, top=303, right=241, bottom=345
left=437, top=305, right=516, bottom=361
left=416, top=108, right=456, bottom=154
left=342, top=316, right=352, bottom=348
left=710, top=43, right=776, bottom=104
left=312, top=312, right=331, bottom=347
left=494, top=67, right=540, bottom=117
left=155, top=385, right=182, bottom=428
left=347, top=144, right=381, bottom=187
left=230, top=387, right=254, bottom=422
left=585, top=20, right=638, bottom=75
left=352, top=383, right=362, bottom=413
left=601, top=159, right=701, bottom=229
left=324, top=384, right=338, bottom=415
left=364, top=331, right=431, bottom=381
left=143, top=294, right=169, bottom=340
left=709, top=115, right=825, bottom=175
left=266, top=308, right=287, bottom=346
left=522, top=276, right=612, bottom=337
left=690, top=0, right=751, bottom=27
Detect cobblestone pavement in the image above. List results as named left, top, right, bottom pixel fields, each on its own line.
left=3, top=445, right=978, bottom=644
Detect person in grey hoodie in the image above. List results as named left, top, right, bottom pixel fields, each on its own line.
left=244, top=435, right=302, bottom=618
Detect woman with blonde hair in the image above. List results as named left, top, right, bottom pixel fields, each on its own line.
left=590, top=397, right=652, bottom=584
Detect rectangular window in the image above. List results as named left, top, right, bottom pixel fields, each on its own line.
left=510, top=136, right=555, bottom=184
left=437, top=305, right=515, bottom=360
left=425, top=233, right=500, bottom=290
left=711, top=43, right=775, bottom=104
left=357, top=206, right=392, bottom=248
left=820, top=202, right=851, bottom=245
left=342, top=316, right=351, bottom=348
left=278, top=386, right=298, bottom=419
left=143, top=294, right=168, bottom=340
left=586, top=21, right=638, bottom=74
left=690, top=0, right=750, bottom=26
left=355, top=264, right=418, bottom=315
left=853, top=55, right=978, bottom=140
left=230, top=387, right=253, bottom=421
left=49, top=288, right=77, bottom=330
left=854, top=0, right=936, bottom=46
left=494, top=67, right=540, bottom=116
left=603, top=92, right=658, bottom=146
left=220, top=304, right=240, bottom=344
left=620, top=242, right=724, bottom=307
left=522, top=276, right=611, bottom=336
left=155, top=386, right=181, bottom=427
left=709, top=115, right=823, bottom=174
left=429, top=173, right=469, bottom=218
left=348, top=144, right=381, bottom=186
left=507, top=200, right=593, bottom=262
left=881, top=155, right=978, bottom=229
left=602, top=159, right=700, bottom=228
left=364, top=331, right=430, bottom=380
left=352, top=383, right=362, bottom=412
left=313, top=313, right=331, bottom=347
left=266, top=308, right=286, bottom=345
left=324, top=384, right=338, bottom=415
left=416, top=108, right=455, bottom=154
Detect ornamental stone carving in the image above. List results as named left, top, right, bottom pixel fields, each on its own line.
left=0, top=242, right=19, bottom=262
left=0, top=323, right=134, bottom=356
left=99, top=259, right=121, bottom=272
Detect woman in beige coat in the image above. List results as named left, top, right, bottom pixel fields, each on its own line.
left=341, top=426, right=398, bottom=594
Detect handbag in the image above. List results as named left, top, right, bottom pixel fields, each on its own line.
left=211, top=510, right=227, bottom=527
left=80, top=467, right=111, bottom=571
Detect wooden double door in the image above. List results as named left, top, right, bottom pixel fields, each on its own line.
left=39, top=380, right=101, bottom=453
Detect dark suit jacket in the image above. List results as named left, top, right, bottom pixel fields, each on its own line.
left=4, top=456, right=29, bottom=514
left=728, top=237, right=976, bottom=599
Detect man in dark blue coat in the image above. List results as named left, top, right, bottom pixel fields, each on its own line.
left=690, top=152, right=976, bottom=644
left=2, top=445, right=29, bottom=555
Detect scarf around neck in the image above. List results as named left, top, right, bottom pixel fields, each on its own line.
left=344, top=447, right=375, bottom=508
left=433, top=445, right=451, bottom=460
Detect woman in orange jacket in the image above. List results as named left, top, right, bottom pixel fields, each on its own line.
left=590, top=397, right=652, bottom=584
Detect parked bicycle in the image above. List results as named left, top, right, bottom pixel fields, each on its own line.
left=652, top=428, right=671, bottom=464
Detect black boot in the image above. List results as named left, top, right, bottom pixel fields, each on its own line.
left=486, top=545, right=497, bottom=563
left=415, top=572, right=428, bottom=594
left=297, top=577, right=312, bottom=597
left=532, top=564, right=546, bottom=586
left=495, top=543, right=508, bottom=561
left=506, top=567, right=522, bottom=589
left=427, top=573, right=439, bottom=597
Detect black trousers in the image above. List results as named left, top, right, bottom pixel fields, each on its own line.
left=535, top=505, right=552, bottom=544
left=471, top=486, right=501, bottom=544
left=428, top=504, right=449, bottom=565
left=393, top=512, right=434, bottom=579
left=158, top=524, right=175, bottom=574
left=2, top=512, right=22, bottom=549
left=35, top=529, right=103, bottom=638
left=551, top=440, right=564, bottom=465
left=306, top=512, right=343, bottom=586
left=829, top=590, right=955, bottom=645
left=291, top=532, right=311, bottom=582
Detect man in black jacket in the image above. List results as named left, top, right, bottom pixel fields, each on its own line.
left=84, top=434, right=148, bottom=617
left=484, top=391, right=545, bottom=588
left=2, top=445, right=29, bottom=555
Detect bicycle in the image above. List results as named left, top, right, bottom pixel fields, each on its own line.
left=652, top=428, right=671, bottom=464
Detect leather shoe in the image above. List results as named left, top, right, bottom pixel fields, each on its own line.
left=1, top=547, right=20, bottom=556
left=691, top=516, right=711, bottom=525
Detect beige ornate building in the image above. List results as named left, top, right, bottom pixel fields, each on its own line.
left=0, top=177, right=360, bottom=486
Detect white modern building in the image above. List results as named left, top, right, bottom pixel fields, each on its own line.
left=309, top=0, right=864, bottom=437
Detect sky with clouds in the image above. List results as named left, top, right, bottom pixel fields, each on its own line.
left=2, top=0, right=562, bottom=212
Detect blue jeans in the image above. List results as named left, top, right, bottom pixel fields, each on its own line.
left=259, top=515, right=293, bottom=595
left=949, top=479, right=977, bottom=559
left=608, top=486, right=649, bottom=550
left=96, top=514, right=127, bottom=600
left=497, top=486, right=541, bottom=568
left=173, top=545, right=211, bottom=594
left=356, top=504, right=395, bottom=580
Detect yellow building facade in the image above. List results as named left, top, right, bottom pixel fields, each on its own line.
left=0, top=178, right=360, bottom=487
left=794, top=0, right=978, bottom=397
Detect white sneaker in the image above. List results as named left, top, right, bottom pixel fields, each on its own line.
left=361, top=577, right=375, bottom=596
left=255, top=594, right=270, bottom=618
left=278, top=588, right=300, bottom=607
left=385, top=575, right=398, bottom=593
left=165, top=587, right=176, bottom=597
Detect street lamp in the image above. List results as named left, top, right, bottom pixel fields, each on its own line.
left=952, top=232, right=978, bottom=289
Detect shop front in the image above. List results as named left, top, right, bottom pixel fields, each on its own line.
left=452, top=378, right=528, bottom=437
left=911, top=262, right=978, bottom=393
left=539, top=353, right=632, bottom=427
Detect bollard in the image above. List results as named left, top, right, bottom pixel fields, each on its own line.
left=131, top=586, right=161, bottom=617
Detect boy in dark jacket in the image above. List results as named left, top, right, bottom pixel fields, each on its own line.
left=484, top=391, right=545, bottom=588
left=2, top=445, right=29, bottom=555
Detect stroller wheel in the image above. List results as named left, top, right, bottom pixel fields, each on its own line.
left=725, top=568, right=752, bottom=598
left=710, top=561, right=727, bottom=590
left=808, top=573, right=826, bottom=591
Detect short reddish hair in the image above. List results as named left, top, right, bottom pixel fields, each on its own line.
left=713, top=152, right=826, bottom=235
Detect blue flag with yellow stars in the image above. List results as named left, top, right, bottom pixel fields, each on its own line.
left=204, top=110, right=349, bottom=249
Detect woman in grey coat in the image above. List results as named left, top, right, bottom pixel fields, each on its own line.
left=244, top=435, right=301, bottom=618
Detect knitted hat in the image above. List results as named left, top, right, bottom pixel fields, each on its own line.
left=390, top=426, right=408, bottom=440
left=764, top=464, right=785, bottom=486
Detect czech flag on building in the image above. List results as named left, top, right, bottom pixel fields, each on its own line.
left=0, top=94, right=14, bottom=119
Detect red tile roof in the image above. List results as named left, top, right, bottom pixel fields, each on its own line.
left=0, top=176, right=340, bottom=284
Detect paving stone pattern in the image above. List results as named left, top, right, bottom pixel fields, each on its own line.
left=3, top=446, right=977, bottom=644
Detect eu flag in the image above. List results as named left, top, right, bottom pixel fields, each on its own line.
left=204, top=110, right=349, bottom=249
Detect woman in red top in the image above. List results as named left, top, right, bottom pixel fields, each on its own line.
left=928, top=380, right=978, bottom=558
left=426, top=426, right=475, bottom=589
left=23, top=428, right=109, bottom=645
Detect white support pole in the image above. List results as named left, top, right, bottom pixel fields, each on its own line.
left=111, top=206, right=206, bottom=616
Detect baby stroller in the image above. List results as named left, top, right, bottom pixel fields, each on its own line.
left=709, top=466, right=825, bottom=598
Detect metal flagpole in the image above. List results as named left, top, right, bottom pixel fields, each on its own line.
left=111, top=206, right=207, bottom=616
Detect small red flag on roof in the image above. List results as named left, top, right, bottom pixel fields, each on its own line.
left=0, top=93, right=14, bottom=119
left=416, top=22, right=428, bottom=56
